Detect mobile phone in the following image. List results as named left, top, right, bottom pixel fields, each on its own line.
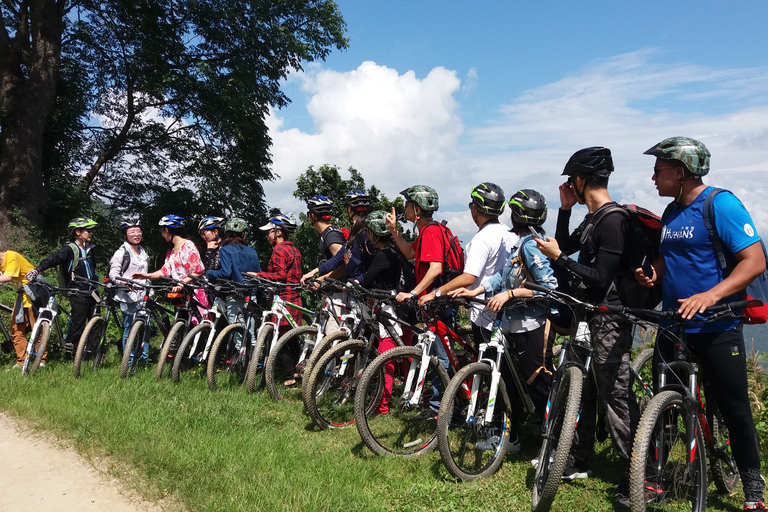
left=528, top=226, right=544, bottom=240
left=641, top=256, right=654, bottom=277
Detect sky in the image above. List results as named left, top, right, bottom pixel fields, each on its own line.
left=263, top=0, right=768, bottom=243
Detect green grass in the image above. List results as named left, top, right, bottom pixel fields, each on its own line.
left=0, top=350, right=757, bottom=512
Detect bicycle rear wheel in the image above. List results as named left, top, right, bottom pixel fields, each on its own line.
left=629, top=390, right=707, bottom=512
left=305, top=338, right=377, bottom=430
left=301, top=329, right=349, bottom=395
left=207, top=323, right=247, bottom=391
left=120, top=320, right=146, bottom=378
left=22, top=322, right=50, bottom=376
left=172, top=322, right=212, bottom=383
left=74, top=316, right=105, bottom=378
left=436, top=362, right=513, bottom=481
left=265, top=325, right=319, bottom=403
left=245, top=324, right=273, bottom=393
left=356, top=346, right=449, bottom=457
left=155, top=320, right=186, bottom=381
left=531, top=365, right=583, bottom=511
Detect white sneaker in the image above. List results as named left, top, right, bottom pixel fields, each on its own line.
left=38, top=362, right=46, bottom=368
left=6, top=363, right=21, bottom=372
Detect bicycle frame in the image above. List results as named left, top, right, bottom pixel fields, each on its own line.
left=188, top=296, right=229, bottom=362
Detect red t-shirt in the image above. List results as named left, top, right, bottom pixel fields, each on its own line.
left=411, top=224, right=444, bottom=287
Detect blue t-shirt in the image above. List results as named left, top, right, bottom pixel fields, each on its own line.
left=661, top=186, right=761, bottom=333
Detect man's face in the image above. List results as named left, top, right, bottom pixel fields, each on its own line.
left=404, top=201, right=417, bottom=222
left=652, top=158, right=682, bottom=198
left=125, top=226, right=142, bottom=244
left=265, top=228, right=278, bottom=246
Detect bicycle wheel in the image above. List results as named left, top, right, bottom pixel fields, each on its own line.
left=155, top=320, right=186, bottom=381
left=172, top=322, right=212, bottom=383
left=435, top=362, right=513, bottom=480
left=629, top=390, right=707, bottom=512
left=245, top=324, right=273, bottom=393
left=120, top=320, right=146, bottom=378
left=302, top=329, right=349, bottom=385
left=708, top=403, right=739, bottom=494
left=265, top=325, right=319, bottom=403
left=22, top=322, right=50, bottom=376
left=207, top=323, right=247, bottom=391
left=305, top=338, right=378, bottom=430
left=74, top=316, right=105, bottom=378
left=632, top=348, right=655, bottom=413
left=531, top=365, right=584, bottom=512
left=356, top=346, right=449, bottom=457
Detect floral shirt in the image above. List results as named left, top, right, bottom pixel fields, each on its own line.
left=161, top=240, right=204, bottom=279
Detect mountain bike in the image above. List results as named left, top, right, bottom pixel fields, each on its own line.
left=73, top=277, right=125, bottom=378
left=598, top=300, right=753, bottom=512
left=21, top=281, right=76, bottom=376
left=353, top=296, right=476, bottom=457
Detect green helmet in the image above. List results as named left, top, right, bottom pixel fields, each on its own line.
left=400, top=185, right=439, bottom=212
left=225, top=217, right=248, bottom=233
left=643, top=137, right=710, bottom=176
left=365, top=210, right=391, bottom=238
left=68, top=217, right=98, bottom=235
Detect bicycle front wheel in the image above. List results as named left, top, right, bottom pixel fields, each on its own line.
left=245, top=324, right=273, bottom=393
left=356, top=346, right=449, bottom=457
left=436, top=362, right=513, bottom=481
left=531, top=365, right=584, bottom=512
left=265, top=325, right=319, bottom=403
left=22, top=322, right=50, bottom=376
left=631, top=348, right=655, bottom=413
left=305, top=338, right=377, bottom=430
left=301, top=329, right=349, bottom=394
left=120, top=320, right=146, bottom=378
left=172, top=322, right=212, bottom=383
left=74, top=316, right=105, bottom=378
left=207, top=323, right=247, bottom=391
left=629, top=390, right=707, bottom=512
left=155, top=320, right=186, bottom=381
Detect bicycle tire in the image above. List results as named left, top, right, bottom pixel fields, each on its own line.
left=120, top=320, right=146, bottom=378
left=22, top=322, right=50, bottom=376
left=305, top=338, right=378, bottom=430
left=628, top=390, right=707, bottom=512
left=531, top=365, right=584, bottom=512
left=207, top=323, right=247, bottom=391
left=302, top=329, right=350, bottom=389
left=356, top=346, right=449, bottom=457
left=172, top=322, right=212, bottom=383
left=436, top=362, right=513, bottom=480
left=631, top=348, right=655, bottom=413
left=155, top=320, right=186, bottom=381
left=265, top=325, right=319, bottom=403
left=74, top=316, right=105, bottom=378
left=245, top=324, right=273, bottom=393
left=708, top=403, right=739, bottom=494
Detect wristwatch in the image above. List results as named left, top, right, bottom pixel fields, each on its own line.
left=434, top=288, right=442, bottom=298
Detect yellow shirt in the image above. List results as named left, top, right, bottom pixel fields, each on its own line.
left=0, top=251, right=36, bottom=308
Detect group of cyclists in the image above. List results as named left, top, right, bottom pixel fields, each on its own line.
left=0, top=135, right=765, bottom=510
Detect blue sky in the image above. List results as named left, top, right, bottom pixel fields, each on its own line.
left=264, top=0, right=768, bottom=242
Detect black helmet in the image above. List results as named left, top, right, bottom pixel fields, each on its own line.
left=344, top=190, right=372, bottom=213
left=307, top=195, right=334, bottom=216
left=470, top=182, right=505, bottom=216
left=119, top=215, right=141, bottom=231
left=508, top=189, right=547, bottom=226
left=562, top=147, right=613, bottom=178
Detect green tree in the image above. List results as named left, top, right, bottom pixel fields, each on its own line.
left=0, top=0, right=348, bottom=246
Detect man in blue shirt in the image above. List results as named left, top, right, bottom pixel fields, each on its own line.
left=636, top=136, right=766, bottom=511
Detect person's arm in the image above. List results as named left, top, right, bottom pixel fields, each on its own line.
left=328, top=243, right=343, bottom=257
left=206, top=247, right=233, bottom=280
left=386, top=207, right=416, bottom=260
left=360, top=251, right=389, bottom=288
left=258, top=245, right=290, bottom=282
left=397, top=261, right=441, bottom=302
left=419, top=272, right=475, bottom=305
left=108, top=248, right=124, bottom=281
left=317, top=241, right=346, bottom=275
left=36, top=245, right=70, bottom=273
left=0, top=274, right=12, bottom=284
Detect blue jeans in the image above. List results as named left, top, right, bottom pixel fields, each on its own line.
left=122, top=304, right=149, bottom=363
left=225, top=297, right=247, bottom=349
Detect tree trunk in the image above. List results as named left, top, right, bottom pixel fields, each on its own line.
left=0, top=0, right=63, bottom=246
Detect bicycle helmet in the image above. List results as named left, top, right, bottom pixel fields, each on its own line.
left=470, top=182, right=505, bottom=216
left=562, top=147, right=614, bottom=178
left=508, top=189, right=547, bottom=226
left=307, top=195, right=334, bottom=216
left=365, top=210, right=391, bottom=238
left=344, top=190, right=372, bottom=213
left=225, top=217, right=248, bottom=233
left=259, top=214, right=297, bottom=235
left=119, top=216, right=141, bottom=230
left=68, top=217, right=98, bottom=235
left=198, top=216, right=225, bottom=231
left=400, top=185, right=439, bottom=212
left=643, top=136, right=710, bottom=176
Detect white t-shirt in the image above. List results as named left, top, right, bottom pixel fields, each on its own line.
left=463, top=221, right=517, bottom=329
left=109, top=242, right=149, bottom=306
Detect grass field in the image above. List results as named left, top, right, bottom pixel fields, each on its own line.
left=0, top=349, right=757, bottom=512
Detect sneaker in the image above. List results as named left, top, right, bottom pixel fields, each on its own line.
left=507, top=434, right=522, bottom=453
left=416, top=408, right=437, bottom=421
left=475, top=435, right=500, bottom=452
left=562, top=458, right=592, bottom=481
left=615, top=481, right=663, bottom=508
left=38, top=362, right=46, bottom=368
left=745, top=501, right=768, bottom=510
left=6, top=363, right=21, bottom=372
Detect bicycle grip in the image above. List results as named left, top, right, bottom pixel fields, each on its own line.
left=522, top=281, right=551, bottom=294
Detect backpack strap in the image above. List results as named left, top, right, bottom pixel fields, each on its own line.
left=578, top=203, right=627, bottom=264
left=120, top=245, right=132, bottom=276
left=702, top=188, right=729, bottom=271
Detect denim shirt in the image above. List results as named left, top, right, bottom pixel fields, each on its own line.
left=482, top=235, right=558, bottom=324
left=206, top=243, right=261, bottom=283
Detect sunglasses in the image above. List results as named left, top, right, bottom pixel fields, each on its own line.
left=653, top=165, right=677, bottom=177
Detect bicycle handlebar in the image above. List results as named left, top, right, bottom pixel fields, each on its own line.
left=598, top=299, right=762, bottom=324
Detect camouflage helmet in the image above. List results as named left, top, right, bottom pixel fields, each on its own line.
left=471, top=182, right=505, bottom=216
left=365, top=210, right=391, bottom=238
left=225, top=217, right=248, bottom=233
left=400, top=185, right=439, bottom=212
left=643, top=136, right=710, bottom=176
left=68, top=217, right=98, bottom=235
left=508, top=189, right=547, bottom=227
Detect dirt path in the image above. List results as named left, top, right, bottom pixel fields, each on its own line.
left=0, top=413, right=166, bottom=512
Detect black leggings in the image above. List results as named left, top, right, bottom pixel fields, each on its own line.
left=654, top=327, right=764, bottom=501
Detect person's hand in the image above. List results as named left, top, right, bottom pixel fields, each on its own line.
left=535, top=236, right=562, bottom=260
left=396, top=291, right=414, bottom=303
left=24, top=268, right=40, bottom=281
left=559, top=181, right=578, bottom=210
left=486, top=292, right=511, bottom=313
left=449, top=286, right=482, bottom=298
left=634, top=267, right=655, bottom=288
left=418, top=291, right=435, bottom=306
left=172, top=284, right=183, bottom=293
left=677, top=291, right=720, bottom=320
left=300, top=269, right=318, bottom=286
left=385, top=207, right=398, bottom=234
